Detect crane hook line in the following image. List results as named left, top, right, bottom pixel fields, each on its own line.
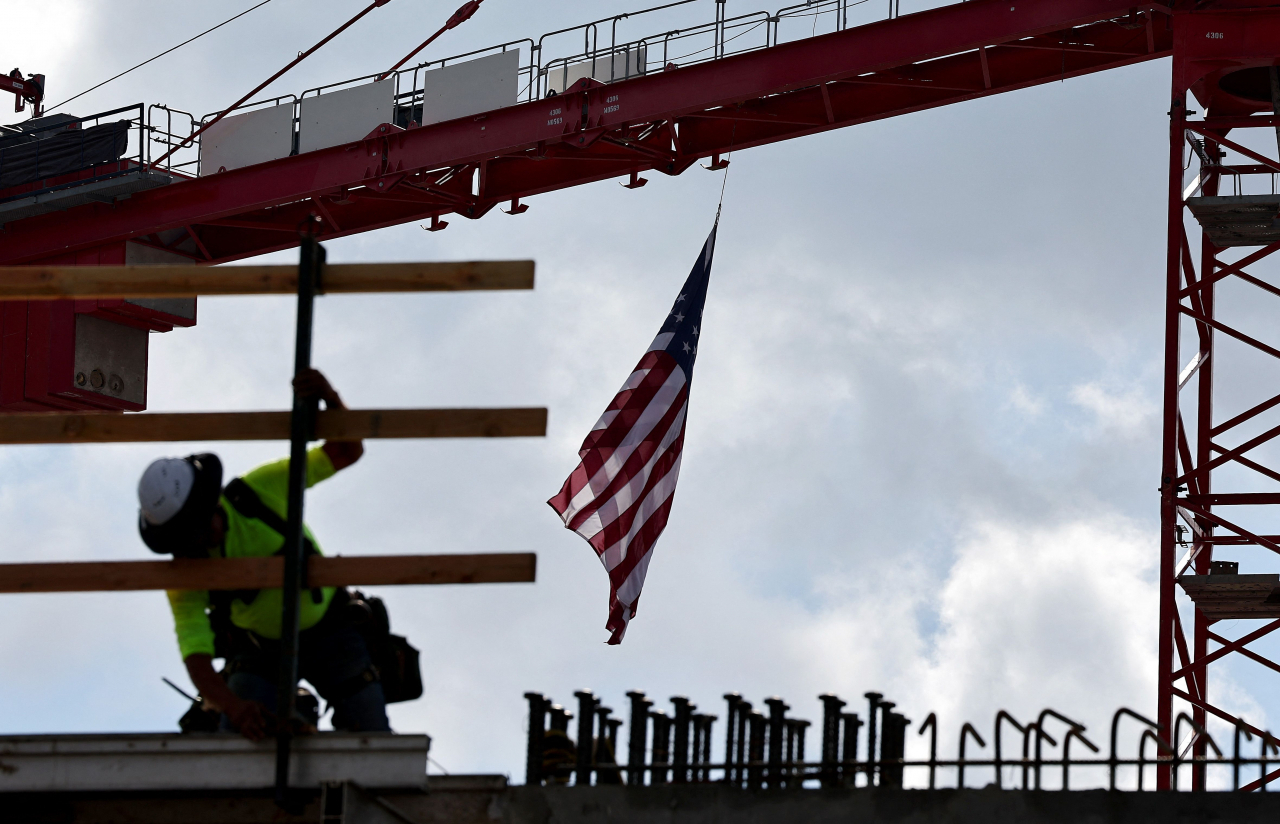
left=46, top=0, right=277, bottom=115
left=151, top=0, right=391, bottom=170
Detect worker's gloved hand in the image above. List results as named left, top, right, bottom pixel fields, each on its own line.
left=292, top=368, right=343, bottom=409
left=225, top=697, right=273, bottom=742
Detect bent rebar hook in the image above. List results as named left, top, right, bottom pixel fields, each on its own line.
left=994, top=711, right=1026, bottom=790
left=1061, top=727, right=1099, bottom=791
left=918, top=713, right=937, bottom=790
left=1110, top=708, right=1166, bottom=791
left=958, top=722, right=986, bottom=790
left=1172, top=712, right=1223, bottom=791
left=1137, top=729, right=1175, bottom=791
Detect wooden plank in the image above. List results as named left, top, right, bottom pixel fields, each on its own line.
left=0, top=261, right=534, bottom=299
left=0, top=553, right=537, bottom=594
left=0, top=407, right=547, bottom=444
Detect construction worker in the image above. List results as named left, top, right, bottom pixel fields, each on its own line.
left=137, top=369, right=389, bottom=740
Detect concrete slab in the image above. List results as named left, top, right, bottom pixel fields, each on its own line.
left=0, top=732, right=429, bottom=793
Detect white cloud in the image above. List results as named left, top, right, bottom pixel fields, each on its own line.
left=1008, top=384, right=1046, bottom=418
left=1070, top=381, right=1157, bottom=433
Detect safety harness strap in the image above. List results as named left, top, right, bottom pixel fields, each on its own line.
left=222, top=477, right=324, bottom=605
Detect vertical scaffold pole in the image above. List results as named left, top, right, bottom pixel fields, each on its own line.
left=275, top=228, right=324, bottom=807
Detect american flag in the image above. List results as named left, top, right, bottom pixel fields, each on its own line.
left=548, top=220, right=718, bottom=644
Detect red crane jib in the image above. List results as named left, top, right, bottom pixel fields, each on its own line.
left=0, top=0, right=1171, bottom=411
left=0, top=0, right=1169, bottom=267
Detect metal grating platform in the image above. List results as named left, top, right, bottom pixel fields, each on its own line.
left=1186, top=195, right=1280, bottom=248
left=0, top=168, right=173, bottom=226
left=0, top=732, right=429, bottom=793
left=1178, top=573, right=1280, bottom=620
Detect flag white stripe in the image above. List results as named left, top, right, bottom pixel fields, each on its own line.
left=578, top=401, right=687, bottom=543
left=648, top=332, right=674, bottom=351
left=559, top=367, right=686, bottom=523
left=592, top=410, right=619, bottom=432
left=615, top=514, right=662, bottom=603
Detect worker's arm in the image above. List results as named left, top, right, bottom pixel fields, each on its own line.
left=184, top=653, right=272, bottom=741
left=293, top=368, right=364, bottom=470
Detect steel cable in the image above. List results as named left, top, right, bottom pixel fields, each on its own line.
left=47, top=0, right=277, bottom=114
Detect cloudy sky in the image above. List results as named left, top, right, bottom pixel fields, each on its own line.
left=3, top=0, right=1277, bottom=790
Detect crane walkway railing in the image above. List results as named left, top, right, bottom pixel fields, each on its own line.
left=142, top=0, right=974, bottom=175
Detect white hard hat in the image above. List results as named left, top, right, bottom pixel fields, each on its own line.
left=138, top=457, right=196, bottom=526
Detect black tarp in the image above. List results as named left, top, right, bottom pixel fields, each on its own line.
left=0, top=120, right=131, bottom=189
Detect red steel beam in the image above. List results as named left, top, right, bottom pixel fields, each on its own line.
left=0, top=0, right=1170, bottom=264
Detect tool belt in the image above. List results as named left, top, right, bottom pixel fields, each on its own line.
left=212, top=587, right=421, bottom=706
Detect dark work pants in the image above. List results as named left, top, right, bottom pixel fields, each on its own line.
left=220, top=609, right=390, bottom=733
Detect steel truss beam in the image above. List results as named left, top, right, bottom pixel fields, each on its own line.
left=1161, top=8, right=1280, bottom=791
left=0, top=0, right=1171, bottom=265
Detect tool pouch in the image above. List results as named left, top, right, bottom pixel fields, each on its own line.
left=347, top=589, right=423, bottom=704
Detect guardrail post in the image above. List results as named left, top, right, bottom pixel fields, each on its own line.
left=595, top=704, right=622, bottom=784
left=691, top=712, right=706, bottom=782
left=765, top=697, right=788, bottom=789
left=724, top=693, right=743, bottom=784
left=605, top=716, right=625, bottom=783
left=880, top=711, right=908, bottom=789
left=747, top=710, right=766, bottom=790
left=546, top=704, right=575, bottom=784
left=864, top=693, right=883, bottom=786
left=626, top=691, right=651, bottom=786
left=819, top=694, right=845, bottom=787
left=672, top=696, right=693, bottom=783
left=841, top=712, right=863, bottom=787
left=574, top=690, right=597, bottom=786
left=524, top=692, right=549, bottom=785
left=651, top=710, right=673, bottom=784
left=696, top=714, right=716, bottom=781
left=793, top=719, right=810, bottom=785
left=737, top=699, right=753, bottom=787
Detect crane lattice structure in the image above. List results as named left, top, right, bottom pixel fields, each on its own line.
left=4, top=0, right=1280, bottom=792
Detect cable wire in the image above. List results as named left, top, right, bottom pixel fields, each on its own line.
left=152, top=0, right=391, bottom=169
left=46, top=0, right=277, bottom=114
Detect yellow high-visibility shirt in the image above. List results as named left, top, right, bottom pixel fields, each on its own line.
left=166, top=447, right=337, bottom=660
